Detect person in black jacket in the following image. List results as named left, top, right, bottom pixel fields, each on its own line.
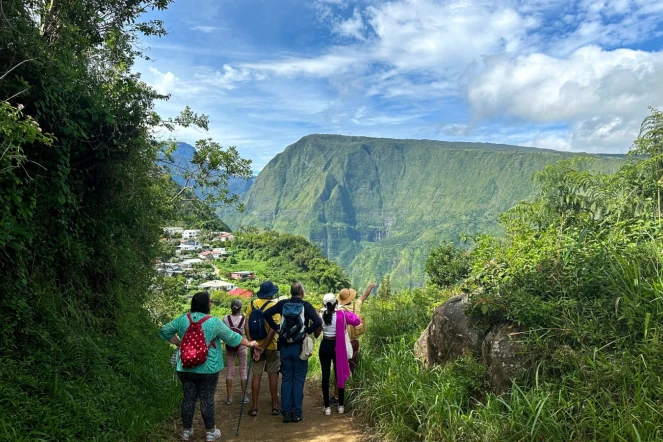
left=264, top=282, right=322, bottom=423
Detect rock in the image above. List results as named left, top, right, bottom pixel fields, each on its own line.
left=415, top=293, right=524, bottom=394
left=414, top=294, right=482, bottom=367
left=483, top=324, right=525, bottom=393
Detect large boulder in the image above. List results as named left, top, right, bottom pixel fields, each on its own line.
left=415, top=293, right=525, bottom=393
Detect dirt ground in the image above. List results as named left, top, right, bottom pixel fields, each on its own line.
left=163, top=368, right=367, bottom=442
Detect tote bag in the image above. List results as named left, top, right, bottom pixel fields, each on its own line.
left=343, top=313, right=353, bottom=359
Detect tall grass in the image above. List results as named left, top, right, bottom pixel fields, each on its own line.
left=0, top=285, right=181, bottom=442
left=349, top=286, right=663, bottom=442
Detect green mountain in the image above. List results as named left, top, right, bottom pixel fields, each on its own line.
left=220, top=135, right=623, bottom=288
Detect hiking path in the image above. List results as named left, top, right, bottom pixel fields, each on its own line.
left=163, top=367, right=367, bottom=442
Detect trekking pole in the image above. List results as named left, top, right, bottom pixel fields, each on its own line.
left=236, top=348, right=254, bottom=436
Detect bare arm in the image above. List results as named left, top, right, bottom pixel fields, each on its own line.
left=240, top=337, right=259, bottom=348
left=360, top=283, right=377, bottom=302
left=168, top=336, right=181, bottom=347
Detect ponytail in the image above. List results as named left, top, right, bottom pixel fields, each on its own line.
left=322, top=301, right=337, bottom=325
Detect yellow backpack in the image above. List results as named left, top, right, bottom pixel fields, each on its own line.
left=346, top=301, right=365, bottom=340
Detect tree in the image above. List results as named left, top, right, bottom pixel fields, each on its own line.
left=425, top=241, right=471, bottom=288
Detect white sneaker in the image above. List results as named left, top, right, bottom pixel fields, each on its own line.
left=323, top=407, right=331, bottom=415
left=181, top=428, right=194, bottom=441
left=206, top=428, right=221, bottom=441
left=338, top=406, right=344, bottom=414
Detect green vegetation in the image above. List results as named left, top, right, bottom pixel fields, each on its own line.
left=221, top=134, right=623, bottom=289
left=215, top=229, right=350, bottom=298
left=0, top=2, right=249, bottom=440
left=350, top=109, right=663, bottom=441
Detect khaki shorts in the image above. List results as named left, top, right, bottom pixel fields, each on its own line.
left=252, top=349, right=280, bottom=376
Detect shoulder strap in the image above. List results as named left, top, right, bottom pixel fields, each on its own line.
left=258, top=300, right=272, bottom=311
left=197, top=315, right=213, bottom=326
left=187, top=312, right=193, bottom=324
left=238, top=316, right=245, bottom=328
left=226, top=315, right=233, bottom=327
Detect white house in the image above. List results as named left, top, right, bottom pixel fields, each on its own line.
left=163, top=227, right=184, bottom=236
left=198, top=280, right=237, bottom=292
left=182, top=229, right=201, bottom=239
left=180, top=258, right=204, bottom=269
left=213, top=232, right=235, bottom=242
left=176, top=240, right=202, bottom=254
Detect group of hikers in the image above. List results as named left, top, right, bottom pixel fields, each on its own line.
left=160, top=280, right=377, bottom=441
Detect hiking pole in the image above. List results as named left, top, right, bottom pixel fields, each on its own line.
left=236, top=348, right=254, bottom=436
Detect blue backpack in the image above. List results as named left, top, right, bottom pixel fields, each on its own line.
left=280, top=301, right=306, bottom=344
left=248, top=300, right=272, bottom=341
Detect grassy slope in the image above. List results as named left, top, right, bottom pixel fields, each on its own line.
left=221, top=135, right=623, bottom=288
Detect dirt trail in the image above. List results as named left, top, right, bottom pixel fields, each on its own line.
left=165, top=368, right=366, bottom=442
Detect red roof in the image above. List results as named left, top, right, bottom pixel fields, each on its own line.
left=228, top=288, right=253, bottom=298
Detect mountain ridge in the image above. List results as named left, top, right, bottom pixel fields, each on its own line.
left=219, top=135, right=624, bottom=288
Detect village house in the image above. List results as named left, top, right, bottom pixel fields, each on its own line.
left=163, top=227, right=184, bottom=236
left=230, top=271, right=255, bottom=280
left=213, top=232, right=235, bottom=242
left=228, top=288, right=253, bottom=298
left=176, top=240, right=202, bottom=254
left=198, top=248, right=227, bottom=260
left=180, top=258, right=204, bottom=269
left=182, top=229, right=201, bottom=239
left=198, top=280, right=237, bottom=292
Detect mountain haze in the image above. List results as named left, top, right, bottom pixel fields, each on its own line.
left=220, top=135, right=623, bottom=288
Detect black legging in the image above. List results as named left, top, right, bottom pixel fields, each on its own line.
left=319, top=338, right=345, bottom=407
left=177, top=371, right=220, bottom=430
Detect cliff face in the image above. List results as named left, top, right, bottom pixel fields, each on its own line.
left=220, top=134, right=623, bottom=288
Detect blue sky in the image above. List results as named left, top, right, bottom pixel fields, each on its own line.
left=135, top=0, right=663, bottom=171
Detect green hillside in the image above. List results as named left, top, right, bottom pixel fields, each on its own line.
left=220, top=135, right=623, bottom=288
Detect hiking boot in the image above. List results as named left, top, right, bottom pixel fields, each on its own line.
left=181, top=428, right=194, bottom=441
left=338, top=406, right=345, bottom=414
left=205, top=428, right=221, bottom=441
left=291, top=415, right=303, bottom=423
left=283, top=413, right=292, bottom=423
left=323, top=407, right=331, bottom=416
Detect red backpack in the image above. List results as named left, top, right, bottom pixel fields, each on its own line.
left=225, top=315, right=245, bottom=353
left=180, top=313, right=216, bottom=369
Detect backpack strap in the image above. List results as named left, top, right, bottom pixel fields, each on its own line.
left=194, top=315, right=216, bottom=348
left=187, top=312, right=193, bottom=324
left=257, top=300, right=271, bottom=311
left=238, top=316, right=245, bottom=329
left=226, top=315, right=233, bottom=327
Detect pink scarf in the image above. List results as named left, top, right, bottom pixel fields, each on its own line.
left=334, top=310, right=360, bottom=388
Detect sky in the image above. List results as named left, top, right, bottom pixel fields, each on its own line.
left=135, top=0, right=663, bottom=171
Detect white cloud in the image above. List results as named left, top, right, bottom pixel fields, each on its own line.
left=191, top=25, right=229, bottom=33
left=468, top=46, right=663, bottom=150
left=332, top=7, right=366, bottom=40
left=148, top=67, right=179, bottom=95
left=194, top=64, right=254, bottom=90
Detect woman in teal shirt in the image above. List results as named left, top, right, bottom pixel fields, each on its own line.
left=161, top=292, right=259, bottom=441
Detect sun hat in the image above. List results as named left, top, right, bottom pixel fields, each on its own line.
left=336, top=288, right=357, bottom=306
left=322, top=293, right=336, bottom=305
left=256, top=280, right=279, bottom=299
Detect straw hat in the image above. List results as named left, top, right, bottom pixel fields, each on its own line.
left=336, top=288, right=357, bottom=305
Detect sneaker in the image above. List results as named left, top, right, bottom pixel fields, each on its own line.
left=283, top=413, right=292, bottom=423
left=181, top=429, right=194, bottom=441
left=323, top=407, right=331, bottom=416
left=241, top=396, right=250, bottom=404
left=291, top=414, right=303, bottom=423
left=338, top=406, right=345, bottom=414
left=225, top=398, right=233, bottom=405
left=205, top=428, right=221, bottom=441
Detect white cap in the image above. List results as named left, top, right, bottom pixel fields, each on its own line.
left=322, top=293, right=336, bottom=304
